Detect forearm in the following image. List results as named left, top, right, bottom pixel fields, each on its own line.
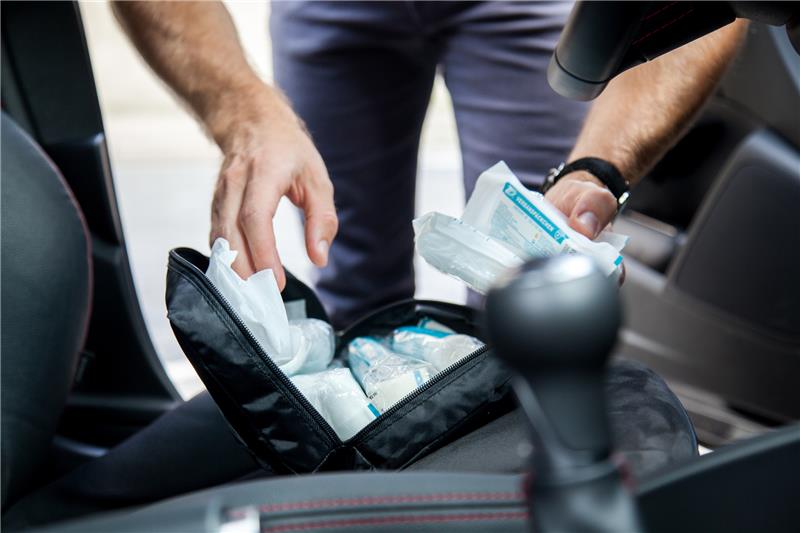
left=112, top=1, right=279, bottom=150
left=568, top=20, right=748, bottom=185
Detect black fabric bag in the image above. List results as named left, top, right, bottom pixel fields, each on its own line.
left=166, top=248, right=515, bottom=474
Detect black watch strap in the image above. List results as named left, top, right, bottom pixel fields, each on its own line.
left=542, top=157, right=630, bottom=209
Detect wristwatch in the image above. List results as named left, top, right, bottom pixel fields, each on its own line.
left=541, top=157, right=630, bottom=210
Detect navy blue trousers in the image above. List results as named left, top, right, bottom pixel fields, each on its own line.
left=271, top=1, right=588, bottom=327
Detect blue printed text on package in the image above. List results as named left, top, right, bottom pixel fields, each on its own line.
left=503, top=183, right=567, bottom=244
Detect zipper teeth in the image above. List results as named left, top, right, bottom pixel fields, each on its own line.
left=347, top=344, right=489, bottom=443
left=169, top=252, right=341, bottom=444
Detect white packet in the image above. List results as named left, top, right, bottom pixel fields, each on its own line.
left=390, top=326, right=484, bottom=372
left=462, top=161, right=626, bottom=277
left=205, top=238, right=334, bottom=376
left=347, top=337, right=436, bottom=413
left=292, top=368, right=379, bottom=441
left=416, top=317, right=454, bottom=334
left=282, top=318, right=336, bottom=375
left=413, top=212, right=524, bottom=294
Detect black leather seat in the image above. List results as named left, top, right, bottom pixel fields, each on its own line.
left=0, top=115, right=261, bottom=529
left=1, top=113, right=92, bottom=509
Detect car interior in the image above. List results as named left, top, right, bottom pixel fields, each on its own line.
left=1, top=1, right=798, bottom=532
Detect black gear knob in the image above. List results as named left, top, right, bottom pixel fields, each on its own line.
left=486, top=255, right=642, bottom=532
left=485, top=254, right=621, bottom=469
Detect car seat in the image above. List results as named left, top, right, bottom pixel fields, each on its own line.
left=1, top=113, right=92, bottom=509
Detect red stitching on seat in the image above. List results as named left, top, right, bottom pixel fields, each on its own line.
left=642, top=2, right=678, bottom=22
left=262, top=511, right=529, bottom=533
left=257, top=492, right=524, bottom=513
left=632, top=7, right=695, bottom=47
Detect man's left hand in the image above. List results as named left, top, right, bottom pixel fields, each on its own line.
left=543, top=170, right=618, bottom=240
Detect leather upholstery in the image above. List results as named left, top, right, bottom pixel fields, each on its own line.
left=1, top=114, right=92, bottom=507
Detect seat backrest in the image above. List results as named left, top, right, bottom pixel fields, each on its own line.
left=1, top=114, right=92, bottom=508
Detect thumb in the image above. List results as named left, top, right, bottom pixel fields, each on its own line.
left=300, top=178, right=338, bottom=268
left=568, top=189, right=617, bottom=240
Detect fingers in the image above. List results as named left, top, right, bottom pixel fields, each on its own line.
left=544, top=177, right=617, bottom=240
left=544, top=175, right=625, bottom=284
left=297, top=163, right=338, bottom=268
left=211, top=159, right=256, bottom=278
left=567, top=187, right=617, bottom=239
left=239, top=161, right=286, bottom=289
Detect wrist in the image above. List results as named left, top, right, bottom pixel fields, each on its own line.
left=203, top=81, right=297, bottom=153
left=544, top=158, right=630, bottom=209
left=556, top=169, right=606, bottom=189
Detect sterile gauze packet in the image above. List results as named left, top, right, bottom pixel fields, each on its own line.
left=347, top=337, right=436, bottom=413
left=461, top=161, right=626, bottom=277
left=291, top=368, right=379, bottom=441
left=416, top=317, right=454, bottom=333
left=390, top=326, right=484, bottom=372
left=414, top=162, right=627, bottom=293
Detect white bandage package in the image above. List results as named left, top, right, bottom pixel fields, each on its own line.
left=347, top=321, right=484, bottom=413
left=414, top=161, right=627, bottom=293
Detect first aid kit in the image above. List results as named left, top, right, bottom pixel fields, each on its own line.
left=415, top=161, right=627, bottom=293
left=166, top=245, right=513, bottom=473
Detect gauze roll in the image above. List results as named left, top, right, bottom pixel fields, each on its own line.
left=292, top=368, right=379, bottom=441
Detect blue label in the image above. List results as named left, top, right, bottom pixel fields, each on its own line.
left=367, top=403, right=380, bottom=417
left=413, top=370, right=425, bottom=387
left=503, top=182, right=567, bottom=244
left=614, top=255, right=623, bottom=266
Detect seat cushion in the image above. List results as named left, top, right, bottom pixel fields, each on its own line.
left=1, top=114, right=92, bottom=507
left=410, top=360, right=697, bottom=476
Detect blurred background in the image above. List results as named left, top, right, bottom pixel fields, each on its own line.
left=80, top=1, right=468, bottom=398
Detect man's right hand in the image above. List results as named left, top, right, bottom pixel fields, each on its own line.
left=208, top=86, right=338, bottom=290
left=112, top=2, right=337, bottom=290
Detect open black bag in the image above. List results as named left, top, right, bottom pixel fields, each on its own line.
left=165, top=248, right=515, bottom=474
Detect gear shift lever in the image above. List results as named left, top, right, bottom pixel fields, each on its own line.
left=485, top=255, right=642, bottom=532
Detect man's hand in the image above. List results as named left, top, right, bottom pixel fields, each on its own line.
left=544, top=172, right=625, bottom=284
left=550, top=20, right=748, bottom=237
left=209, top=88, right=337, bottom=289
left=543, top=171, right=617, bottom=240
left=112, top=1, right=337, bottom=290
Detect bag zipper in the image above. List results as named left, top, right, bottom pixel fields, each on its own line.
left=169, top=251, right=342, bottom=445
left=345, top=343, right=489, bottom=444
